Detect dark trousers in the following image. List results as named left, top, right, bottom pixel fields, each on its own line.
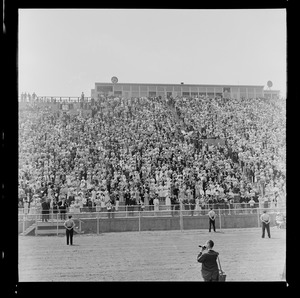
left=60, top=210, right=66, bottom=220
left=107, top=209, right=115, bottom=218
left=209, top=219, right=216, bottom=232
left=202, top=270, right=219, bottom=282
left=190, top=205, right=195, bottom=216
left=171, top=205, right=178, bottom=216
left=262, top=222, right=271, bottom=238
left=42, top=211, right=49, bottom=222
left=66, top=228, right=74, bottom=245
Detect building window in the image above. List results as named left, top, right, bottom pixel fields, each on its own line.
left=97, top=86, right=113, bottom=93
left=265, top=93, right=272, bottom=99
left=131, top=92, right=139, bottom=98
left=114, top=91, right=122, bottom=96
left=182, top=92, right=190, bottom=97
left=223, top=87, right=231, bottom=93
left=140, top=85, right=148, bottom=91
left=122, top=85, right=131, bottom=91
left=166, top=92, right=172, bottom=98
left=191, top=92, right=198, bottom=97
left=113, top=85, right=122, bottom=91
left=132, top=85, right=139, bottom=91
left=149, top=91, right=156, bottom=97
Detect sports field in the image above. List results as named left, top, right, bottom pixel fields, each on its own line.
left=18, top=227, right=286, bottom=282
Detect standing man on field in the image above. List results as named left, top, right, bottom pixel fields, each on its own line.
left=64, top=215, right=75, bottom=245
left=208, top=207, right=216, bottom=232
left=260, top=210, right=271, bottom=238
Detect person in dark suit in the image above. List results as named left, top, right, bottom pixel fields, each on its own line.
left=41, top=198, right=50, bottom=222
left=197, top=240, right=219, bottom=282
left=52, top=199, right=59, bottom=219
left=170, top=195, right=177, bottom=217
left=64, top=215, right=75, bottom=245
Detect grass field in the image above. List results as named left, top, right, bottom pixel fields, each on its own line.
left=18, top=227, right=286, bottom=282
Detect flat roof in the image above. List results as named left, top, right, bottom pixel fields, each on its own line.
left=95, top=82, right=265, bottom=88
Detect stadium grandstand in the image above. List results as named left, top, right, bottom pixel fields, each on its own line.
left=18, top=82, right=286, bottom=223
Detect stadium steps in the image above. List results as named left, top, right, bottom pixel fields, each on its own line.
left=20, top=223, right=36, bottom=236
left=23, top=221, right=85, bottom=236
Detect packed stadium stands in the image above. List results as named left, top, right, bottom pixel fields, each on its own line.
left=18, top=94, right=286, bottom=215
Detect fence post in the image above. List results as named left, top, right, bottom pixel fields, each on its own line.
left=57, top=212, right=59, bottom=236
left=219, top=208, right=222, bottom=231
left=97, top=212, right=99, bottom=235
left=257, top=209, right=260, bottom=228
left=22, top=213, right=25, bottom=235
left=180, top=202, right=183, bottom=232
left=35, top=213, right=37, bottom=236
left=138, top=211, right=141, bottom=233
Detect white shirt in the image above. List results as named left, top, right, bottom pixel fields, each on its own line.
left=260, top=213, right=270, bottom=223
left=208, top=210, right=216, bottom=220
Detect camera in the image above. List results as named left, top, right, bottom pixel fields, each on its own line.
left=199, top=245, right=206, bottom=249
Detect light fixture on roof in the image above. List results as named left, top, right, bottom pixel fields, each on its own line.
left=267, top=80, right=273, bottom=90
left=111, top=76, right=118, bottom=84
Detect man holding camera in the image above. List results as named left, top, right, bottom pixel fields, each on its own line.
left=197, top=240, right=219, bottom=282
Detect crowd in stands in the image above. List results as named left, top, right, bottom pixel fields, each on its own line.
left=18, top=93, right=286, bottom=216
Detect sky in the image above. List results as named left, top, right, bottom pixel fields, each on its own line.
left=18, top=9, right=287, bottom=98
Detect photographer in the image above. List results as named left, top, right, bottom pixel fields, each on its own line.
left=197, top=240, right=219, bottom=282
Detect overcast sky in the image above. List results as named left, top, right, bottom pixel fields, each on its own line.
left=18, top=9, right=287, bottom=97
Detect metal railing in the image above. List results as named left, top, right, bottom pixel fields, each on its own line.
left=19, top=97, right=92, bottom=103
left=18, top=202, right=286, bottom=232
left=18, top=201, right=286, bottom=217
left=18, top=205, right=286, bottom=236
